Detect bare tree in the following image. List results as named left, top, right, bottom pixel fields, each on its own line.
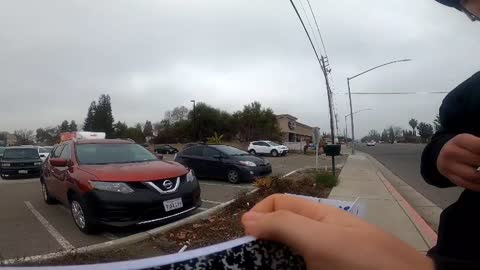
left=164, top=106, right=189, bottom=123
left=14, top=129, right=35, bottom=145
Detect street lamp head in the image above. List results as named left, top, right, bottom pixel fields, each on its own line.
left=190, top=100, right=195, bottom=103
left=401, top=59, right=412, bottom=62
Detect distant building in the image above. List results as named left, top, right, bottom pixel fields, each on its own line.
left=276, top=114, right=317, bottom=143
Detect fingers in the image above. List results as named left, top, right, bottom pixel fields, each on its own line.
left=451, top=134, right=480, bottom=154
left=440, top=142, right=480, bottom=167
left=242, top=209, right=333, bottom=256
left=438, top=134, right=480, bottom=189
left=445, top=164, right=480, bottom=191
left=248, top=194, right=369, bottom=228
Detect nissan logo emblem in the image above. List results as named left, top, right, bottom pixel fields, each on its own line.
left=163, top=180, right=173, bottom=190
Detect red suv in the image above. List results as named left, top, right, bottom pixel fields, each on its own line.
left=41, top=139, right=201, bottom=233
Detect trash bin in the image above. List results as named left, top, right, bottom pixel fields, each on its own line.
left=324, top=144, right=341, bottom=157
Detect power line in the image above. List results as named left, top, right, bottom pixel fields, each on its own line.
left=297, top=0, right=321, bottom=56
left=305, top=0, right=328, bottom=57
left=347, top=91, right=449, bottom=95
left=288, top=0, right=325, bottom=73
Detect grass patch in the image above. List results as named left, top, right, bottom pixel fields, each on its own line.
left=314, top=170, right=338, bottom=188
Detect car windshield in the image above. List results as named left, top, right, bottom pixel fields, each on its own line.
left=3, top=148, right=40, bottom=159
left=267, top=141, right=280, bottom=146
left=39, top=147, right=52, bottom=154
left=211, top=145, right=249, bottom=156
left=76, top=143, right=158, bottom=165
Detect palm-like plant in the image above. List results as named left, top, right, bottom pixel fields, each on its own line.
left=408, top=118, right=418, bottom=136
left=207, top=132, right=224, bottom=144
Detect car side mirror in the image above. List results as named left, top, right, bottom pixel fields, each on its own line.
left=50, top=158, right=68, bottom=167
left=40, top=154, right=46, bottom=158
left=156, top=153, right=164, bottom=160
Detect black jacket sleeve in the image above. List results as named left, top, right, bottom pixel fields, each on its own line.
left=421, top=71, right=480, bottom=188
left=421, top=131, right=456, bottom=188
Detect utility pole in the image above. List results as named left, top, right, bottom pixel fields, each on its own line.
left=190, top=100, right=196, bottom=141
left=320, top=56, right=336, bottom=177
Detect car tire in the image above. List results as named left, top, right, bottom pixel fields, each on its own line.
left=271, top=150, right=279, bottom=157
left=226, top=168, right=241, bottom=184
left=249, top=149, right=256, bottom=155
left=70, top=194, right=98, bottom=234
left=41, top=180, right=56, bottom=204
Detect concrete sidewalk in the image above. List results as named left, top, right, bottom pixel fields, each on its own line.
left=329, top=153, right=437, bottom=252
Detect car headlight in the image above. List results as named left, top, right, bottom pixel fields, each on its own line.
left=34, top=162, right=42, bottom=166
left=239, top=160, right=256, bottom=167
left=90, top=181, right=134, bottom=194
left=186, top=170, right=196, bottom=182
left=2, top=163, right=10, bottom=167
left=264, top=159, right=270, bottom=165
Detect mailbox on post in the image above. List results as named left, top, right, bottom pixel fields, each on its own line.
left=324, top=144, right=341, bottom=157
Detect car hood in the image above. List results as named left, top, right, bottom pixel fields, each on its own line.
left=79, top=160, right=188, bottom=182
left=230, top=155, right=268, bottom=165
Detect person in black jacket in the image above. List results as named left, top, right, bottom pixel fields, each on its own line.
left=421, top=1, right=480, bottom=269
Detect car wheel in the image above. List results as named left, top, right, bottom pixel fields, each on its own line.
left=271, top=150, right=279, bottom=157
left=249, top=149, right=256, bottom=155
left=41, top=180, right=56, bottom=204
left=70, top=194, right=97, bottom=234
left=226, top=169, right=240, bottom=184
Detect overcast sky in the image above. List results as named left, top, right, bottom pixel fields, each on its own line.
left=1, top=0, right=479, bottom=138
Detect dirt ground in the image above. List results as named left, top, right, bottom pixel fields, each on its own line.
left=20, top=169, right=338, bottom=266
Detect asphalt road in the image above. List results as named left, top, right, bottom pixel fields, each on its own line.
left=358, top=143, right=463, bottom=209
left=0, top=153, right=343, bottom=261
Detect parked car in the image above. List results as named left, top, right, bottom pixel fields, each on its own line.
left=155, top=145, right=179, bottom=154
left=0, top=147, right=5, bottom=159
left=174, top=144, right=272, bottom=184
left=38, top=146, right=53, bottom=162
left=0, top=146, right=43, bottom=178
left=183, top=142, right=203, bottom=150
left=40, top=139, right=201, bottom=234
left=248, top=141, right=289, bottom=157
left=367, top=140, right=377, bottom=146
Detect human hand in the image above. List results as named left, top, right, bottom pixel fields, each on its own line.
left=242, top=194, right=434, bottom=270
left=437, top=133, right=480, bottom=191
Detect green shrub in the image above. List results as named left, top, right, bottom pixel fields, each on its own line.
left=314, top=171, right=338, bottom=188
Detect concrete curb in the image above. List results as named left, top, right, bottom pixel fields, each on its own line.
left=2, top=167, right=308, bottom=265
left=376, top=171, right=438, bottom=248
left=361, top=152, right=439, bottom=248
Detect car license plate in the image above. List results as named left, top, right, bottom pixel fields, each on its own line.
left=163, top=198, right=183, bottom=212
left=18, top=170, right=28, bottom=174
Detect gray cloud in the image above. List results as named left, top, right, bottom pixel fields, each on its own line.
left=1, top=0, right=478, bottom=138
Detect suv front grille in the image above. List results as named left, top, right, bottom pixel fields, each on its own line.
left=143, top=176, right=181, bottom=194
left=12, top=162, right=35, bottom=167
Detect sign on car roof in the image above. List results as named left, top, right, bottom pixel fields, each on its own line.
left=60, top=132, right=106, bottom=142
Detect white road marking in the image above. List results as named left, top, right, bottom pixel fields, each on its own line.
left=202, top=199, right=223, bottom=204
left=102, top=233, right=119, bottom=240
left=200, top=182, right=253, bottom=189
left=0, top=179, right=39, bottom=185
left=282, top=169, right=300, bottom=178
left=24, top=201, right=74, bottom=250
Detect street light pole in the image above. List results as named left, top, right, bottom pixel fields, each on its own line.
left=190, top=100, right=196, bottom=141
left=345, top=108, right=373, bottom=147
left=347, top=59, right=411, bottom=154
left=347, top=78, right=355, bottom=153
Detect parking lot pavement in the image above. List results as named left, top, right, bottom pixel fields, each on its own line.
left=0, top=153, right=344, bottom=261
